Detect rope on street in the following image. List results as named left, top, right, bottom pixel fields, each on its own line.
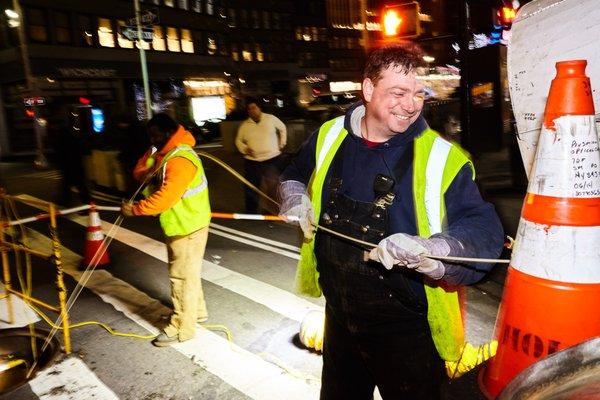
left=197, top=150, right=512, bottom=265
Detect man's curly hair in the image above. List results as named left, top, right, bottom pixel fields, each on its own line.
left=363, top=42, right=425, bottom=85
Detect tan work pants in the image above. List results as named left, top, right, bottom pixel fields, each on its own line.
left=163, top=226, right=209, bottom=341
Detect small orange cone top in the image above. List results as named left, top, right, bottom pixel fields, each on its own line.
left=543, top=60, right=595, bottom=129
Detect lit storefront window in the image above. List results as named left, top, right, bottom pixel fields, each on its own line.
left=181, top=29, right=194, bottom=53
left=98, top=18, right=115, bottom=47
left=117, top=20, right=134, bottom=48
left=167, top=27, right=181, bottom=52
left=178, top=0, right=189, bottom=10
left=153, top=26, right=166, bottom=51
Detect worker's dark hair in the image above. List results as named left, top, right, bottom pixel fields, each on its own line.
left=363, top=43, right=425, bottom=85
left=147, top=113, right=178, bottom=135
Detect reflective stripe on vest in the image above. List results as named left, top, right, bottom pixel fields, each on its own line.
left=297, top=117, right=470, bottom=361
left=182, top=175, right=208, bottom=198
left=157, top=145, right=211, bottom=237
left=425, top=137, right=452, bottom=235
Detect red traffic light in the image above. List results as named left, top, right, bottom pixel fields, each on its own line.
left=383, top=9, right=402, bottom=36
left=498, top=6, right=516, bottom=27
left=381, top=2, right=421, bottom=39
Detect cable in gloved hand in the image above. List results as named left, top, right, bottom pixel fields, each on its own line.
left=368, top=233, right=451, bottom=280
left=278, top=180, right=315, bottom=239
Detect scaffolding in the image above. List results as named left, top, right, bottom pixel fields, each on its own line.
left=0, top=193, right=71, bottom=354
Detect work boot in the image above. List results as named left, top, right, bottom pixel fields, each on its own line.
left=152, top=332, right=179, bottom=347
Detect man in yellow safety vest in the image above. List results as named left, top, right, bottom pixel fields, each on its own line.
left=279, top=44, right=504, bottom=398
left=122, top=113, right=211, bottom=347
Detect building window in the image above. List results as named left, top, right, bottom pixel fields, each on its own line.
left=178, top=0, right=189, bottom=10
left=117, top=20, right=134, bottom=48
left=193, top=31, right=204, bottom=54
left=206, top=0, right=214, bottom=15
left=166, top=27, right=180, bottom=52
left=53, top=11, right=71, bottom=44
left=149, top=0, right=160, bottom=4
left=242, top=43, right=252, bottom=61
left=255, top=43, right=263, bottom=62
left=239, top=10, right=248, bottom=28
left=98, top=17, right=115, bottom=47
left=153, top=26, right=166, bottom=51
left=192, top=0, right=202, bottom=12
left=181, top=29, right=193, bottom=53
left=272, top=13, right=280, bottom=30
left=218, top=34, right=228, bottom=55
left=262, top=11, right=270, bottom=29
left=251, top=10, right=260, bottom=29
left=227, top=9, right=236, bottom=28
left=26, top=8, right=48, bottom=43
left=231, top=43, right=239, bottom=61
left=164, top=0, right=175, bottom=7
left=207, top=35, right=217, bottom=55
left=77, top=15, right=94, bottom=46
left=136, top=37, right=150, bottom=50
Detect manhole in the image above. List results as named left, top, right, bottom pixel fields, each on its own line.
left=0, top=328, right=60, bottom=395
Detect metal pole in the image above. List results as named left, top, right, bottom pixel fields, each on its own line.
left=13, top=0, right=47, bottom=168
left=134, top=0, right=152, bottom=119
left=458, top=0, right=472, bottom=151
left=1, top=222, right=14, bottom=324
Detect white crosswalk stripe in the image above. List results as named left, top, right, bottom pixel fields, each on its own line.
left=22, top=218, right=321, bottom=400
left=29, top=357, right=119, bottom=400
left=9, top=194, right=323, bottom=399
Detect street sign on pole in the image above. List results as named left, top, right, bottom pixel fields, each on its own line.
left=119, top=25, right=154, bottom=42
left=23, top=96, right=46, bottom=106
left=126, top=8, right=158, bottom=26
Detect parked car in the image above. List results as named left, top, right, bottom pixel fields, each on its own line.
left=306, top=91, right=360, bottom=122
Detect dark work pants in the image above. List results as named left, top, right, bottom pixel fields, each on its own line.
left=243, top=155, right=281, bottom=214
left=316, top=235, right=444, bottom=400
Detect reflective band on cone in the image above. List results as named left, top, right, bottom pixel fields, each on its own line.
left=82, top=207, right=110, bottom=268
left=481, top=60, right=600, bottom=398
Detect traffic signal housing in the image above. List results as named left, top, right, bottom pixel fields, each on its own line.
left=382, top=2, right=421, bottom=39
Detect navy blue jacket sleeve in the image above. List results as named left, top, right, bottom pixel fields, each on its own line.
left=280, top=130, right=319, bottom=185
left=433, top=164, right=505, bottom=285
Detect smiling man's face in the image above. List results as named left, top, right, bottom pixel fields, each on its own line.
left=362, top=65, right=425, bottom=139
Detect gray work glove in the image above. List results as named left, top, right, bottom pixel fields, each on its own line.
left=278, top=180, right=315, bottom=239
left=368, top=233, right=450, bottom=280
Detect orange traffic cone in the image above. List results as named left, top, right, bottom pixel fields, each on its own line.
left=82, top=204, right=110, bottom=269
left=480, top=60, right=600, bottom=398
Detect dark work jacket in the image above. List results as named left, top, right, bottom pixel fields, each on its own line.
left=281, top=102, right=504, bottom=300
